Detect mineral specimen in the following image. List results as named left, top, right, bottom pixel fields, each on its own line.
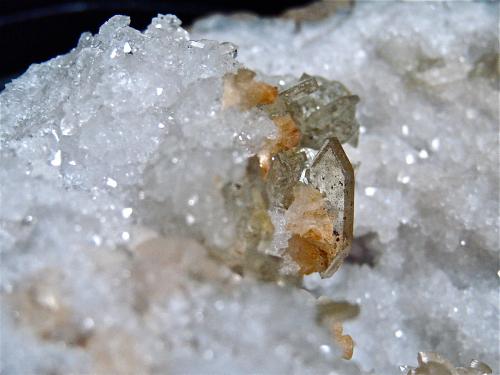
left=286, top=75, right=360, bottom=148
left=1, top=0, right=498, bottom=373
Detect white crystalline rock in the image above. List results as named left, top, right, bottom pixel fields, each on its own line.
left=0, top=14, right=275, bottom=253
left=0, top=14, right=367, bottom=375
left=193, top=2, right=499, bottom=374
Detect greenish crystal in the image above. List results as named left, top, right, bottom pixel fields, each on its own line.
left=266, top=150, right=307, bottom=209
left=285, top=74, right=360, bottom=148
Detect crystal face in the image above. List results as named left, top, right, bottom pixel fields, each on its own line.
left=307, top=138, right=355, bottom=277
left=287, top=75, right=360, bottom=148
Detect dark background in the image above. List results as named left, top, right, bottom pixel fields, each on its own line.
left=0, top=0, right=312, bottom=89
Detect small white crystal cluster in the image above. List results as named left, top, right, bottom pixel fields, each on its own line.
left=0, top=14, right=277, bottom=252
left=193, top=2, right=499, bottom=374
left=0, top=14, right=365, bottom=375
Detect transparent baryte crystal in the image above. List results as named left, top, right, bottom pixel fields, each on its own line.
left=279, top=75, right=320, bottom=103
left=306, top=138, right=355, bottom=277
left=259, top=136, right=355, bottom=278
left=286, top=75, right=360, bottom=148
left=261, top=74, right=360, bottom=149
left=266, top=149, right=307, bottom=209
left=221, top=156, right=276, bottom=273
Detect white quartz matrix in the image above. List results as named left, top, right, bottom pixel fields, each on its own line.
left=0, top=2, right=498, bottom=375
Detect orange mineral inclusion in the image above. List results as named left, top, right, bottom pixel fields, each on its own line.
left=223, top=69, right=302, bottom=176
left=285, top=185, right=340, bottom=275
left=222, top=68, right=278, bottom=110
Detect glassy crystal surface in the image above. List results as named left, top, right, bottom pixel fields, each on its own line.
left=287, top=75, right=360, bottom=148
left=266, top=149, right=307, bottom=209
left=307, top=138, right=355, bottom=277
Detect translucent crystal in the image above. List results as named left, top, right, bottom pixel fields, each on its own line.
left=286, top=75, right=360, bottom=148
left=262, top=74, right=360, bottom=150
left=219, top=70, right=357, bottom=279
left=219, top=155, right=299, bottom=283
left=306, top=138, right=355, bottom=277
left=279, top=75, right=320, bottom=103
left=266, top=150, right=307, bottom=209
